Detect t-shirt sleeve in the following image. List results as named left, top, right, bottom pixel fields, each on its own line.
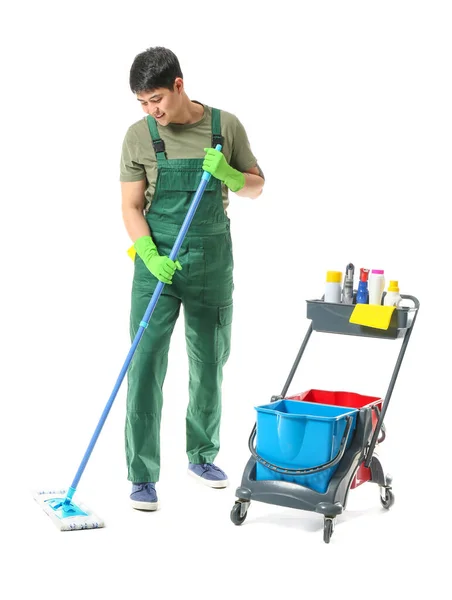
left=120, top=127, right=146, bottom=182
left=230, top=117, right=259, bottom=173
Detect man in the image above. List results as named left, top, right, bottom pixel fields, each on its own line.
left=120, top=46, right=264, bottom=510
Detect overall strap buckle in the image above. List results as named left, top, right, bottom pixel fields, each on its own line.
left=212, top=133, right=224, bottom=148
left=152, top=138, right=166, bottom=155
left=211, top=108, right=223, bottom=149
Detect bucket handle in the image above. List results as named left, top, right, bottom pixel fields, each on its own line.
left=248, top=415, right=354, bottom=476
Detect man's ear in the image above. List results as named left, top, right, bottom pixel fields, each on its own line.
left=174, top=77, right=184, bottom=94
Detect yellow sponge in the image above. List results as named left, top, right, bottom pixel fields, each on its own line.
left=127, top=245, right=136, bottom=260
left=349, top=304, right=395, bottom=330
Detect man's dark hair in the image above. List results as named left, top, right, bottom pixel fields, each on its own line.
left=129, top=47, right=183, bottom=94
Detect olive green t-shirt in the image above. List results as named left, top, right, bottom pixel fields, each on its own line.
left=120, top=103, right=258, bottom=213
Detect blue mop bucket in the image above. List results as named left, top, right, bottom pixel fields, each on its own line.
left=254, top=399, right=358, bottom=493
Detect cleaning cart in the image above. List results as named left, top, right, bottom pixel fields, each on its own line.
left=231, top=294, right=419, bottom=543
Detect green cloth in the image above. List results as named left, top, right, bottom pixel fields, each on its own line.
left=120, top=103, right=257, bottom=213
left=125, top=109, right=234, bottom=483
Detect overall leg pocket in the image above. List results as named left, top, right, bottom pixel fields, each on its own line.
left=184, top=301, right=233, bottom=364
left=216, top=303, right=233, bottom=364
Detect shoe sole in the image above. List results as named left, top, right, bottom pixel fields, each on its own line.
left=130, top=500, right=159, bottom=511
left=187, top=469, right=229, bottom=488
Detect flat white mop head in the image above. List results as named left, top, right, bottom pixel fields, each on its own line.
left=33, top=490, right=105, bottom=531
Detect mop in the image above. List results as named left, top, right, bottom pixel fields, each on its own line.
left=34, top=145, right=222, bottom=530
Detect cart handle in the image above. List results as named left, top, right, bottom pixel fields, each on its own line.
left=248, top=415, right=354, bottom=476
left=400, top=294, right=420, bottom=310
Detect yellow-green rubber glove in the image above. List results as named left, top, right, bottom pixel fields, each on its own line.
left=134, top=235, right=182, bottom=284
left=203, top=148, right=245, bottom=192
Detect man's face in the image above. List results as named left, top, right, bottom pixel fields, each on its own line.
left=136, top=80, right=182, bottom=126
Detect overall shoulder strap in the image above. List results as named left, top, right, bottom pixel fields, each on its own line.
left=146, top=116, right=167, bottom=165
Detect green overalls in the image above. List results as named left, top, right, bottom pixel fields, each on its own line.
left=125, top=109, right=234, bottom=483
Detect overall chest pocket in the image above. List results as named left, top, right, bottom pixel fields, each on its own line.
left=158, top=168, right=219, bottom=192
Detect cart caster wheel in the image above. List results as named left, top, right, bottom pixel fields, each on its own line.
left=323, top=517, right=334, bottom=544
left=380, top=487, right=395, bottom=509
left=230, top=501, right=248, bottom=526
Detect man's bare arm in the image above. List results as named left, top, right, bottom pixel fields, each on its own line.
left=234, top=164, right=265, bottom=199
left=121, top=180, right=150, bottom=241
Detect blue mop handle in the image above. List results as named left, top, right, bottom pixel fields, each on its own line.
left=65, top=145, right=222, bottom=503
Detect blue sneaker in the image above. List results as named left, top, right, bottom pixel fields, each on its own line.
left=130, top=482, right=158, bottom=511
left=187, top=463, right=229, bottom=488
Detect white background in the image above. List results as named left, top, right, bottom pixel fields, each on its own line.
left=1, top=1, right=450, bottom=598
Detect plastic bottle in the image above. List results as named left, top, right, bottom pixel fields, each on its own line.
left=324, top=271, right=342, bottom=303
left=342, top=263, right=354, bottom=304
left=384, top=280, right=402, bottom=307
left=356, top=268, right=370, bottom=304
left=368, top=269, right=385, bottom=305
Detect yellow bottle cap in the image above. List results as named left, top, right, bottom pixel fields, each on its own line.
left=326, top=271, right=342, bottom=283
left=388, top=280, right=399, bottom=292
